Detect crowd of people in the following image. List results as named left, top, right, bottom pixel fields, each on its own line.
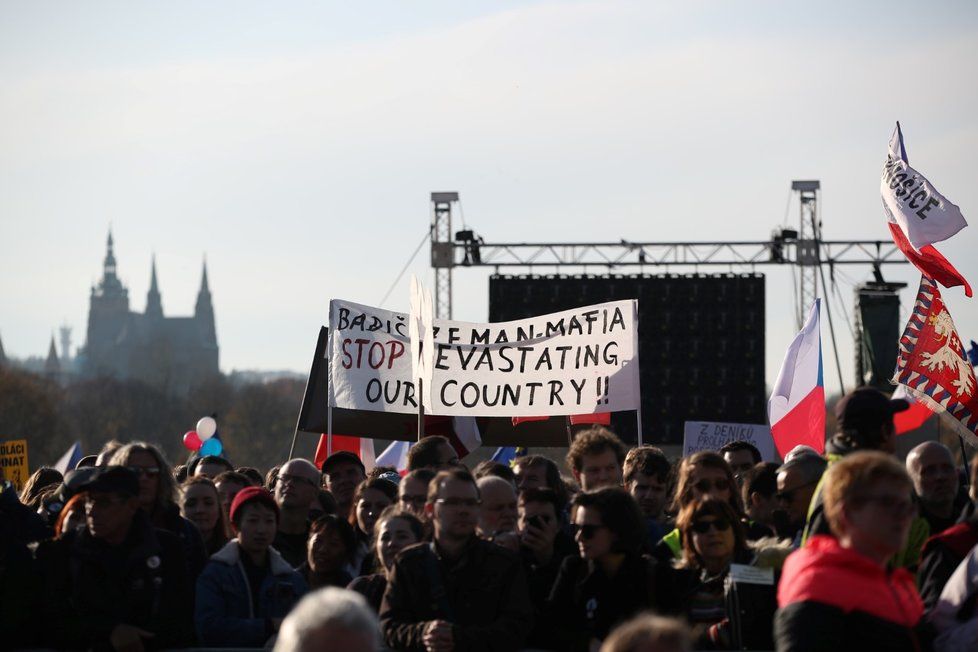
left=2, top=385, right=978, bottom=651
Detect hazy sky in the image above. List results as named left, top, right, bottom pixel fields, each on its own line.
left=1, top=1, right=976, bottom=399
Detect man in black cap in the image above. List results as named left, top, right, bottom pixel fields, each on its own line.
left=801, top=387, right=929, bottom=568
left=31, top=465, right=195, bottom=650
left=322, top=451, right=366, bottom=518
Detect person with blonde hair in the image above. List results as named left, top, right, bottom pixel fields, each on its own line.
left=775, top=451, right=928, bottom=651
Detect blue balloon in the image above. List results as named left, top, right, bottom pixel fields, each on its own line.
left=199, top=438, right=223, bottom=457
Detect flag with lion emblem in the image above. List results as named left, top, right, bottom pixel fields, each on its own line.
left=893, top=275, right=978, bottom=444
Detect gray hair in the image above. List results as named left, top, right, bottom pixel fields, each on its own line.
left=778, top=452, right=827, bottom=485
left=109, top=441, right=176, bottom=513
left=273, top=587, right=379, bottom=652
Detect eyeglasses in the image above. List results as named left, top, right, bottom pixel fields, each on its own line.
left=776, top=480, right=818, bottom=503
left=278, top=474, right=318, bottom=488
left=435, top=498, right=480, bottom=508
left=570, top=523, right=606, bottom=540
left=127, top=466, right=160, bottom=478
left=693, top=478, right=730, bottom=494
left=691, top=518, right=732, bottom=534
left=861, top=494, right=916, bottom=519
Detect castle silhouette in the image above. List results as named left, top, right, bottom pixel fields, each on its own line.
left=77, top=231, right=219, bottom=394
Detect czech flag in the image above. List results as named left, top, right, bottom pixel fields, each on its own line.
left=314, top=434, right=376, bottom=473
left=892, top=384, right=934, bottom=435
left=376, top=440, right=412, bottom=474
left=769, top=300, right=826, bottom=457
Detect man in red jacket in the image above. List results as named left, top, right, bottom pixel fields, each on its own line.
left=775, top=451, right=931, bottom=651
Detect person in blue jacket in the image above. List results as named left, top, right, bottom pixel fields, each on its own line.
left=195, top=486, right=307, bottom=647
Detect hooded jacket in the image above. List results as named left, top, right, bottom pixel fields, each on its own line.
left=775, top=535, right=928, bottom=652
left=194, top=541, right=307, bottom=647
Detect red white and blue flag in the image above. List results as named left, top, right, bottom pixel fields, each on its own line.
left=768, top=300, right=826, bottom=457
left=891, top=384, right=934, bottom=435
left=376, top=440, right=412, bottom=474
left=314, top=434, right=376, bottom=473
left=893, top=276, right=978, bottom=445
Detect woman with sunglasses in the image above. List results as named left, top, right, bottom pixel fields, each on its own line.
left=775, top=451, right=927, bottom=651
left=658, top=498, right=762, bottom=649
left=652, top=452, right=771, bottom=564
left=110, top=441, right=208, bottom=578
left=349, top=506, right=425, bottom=612
left=545, top=487, right=658, bottom=651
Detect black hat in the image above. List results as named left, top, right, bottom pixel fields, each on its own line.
left=835, top=386, right=909, bottom=433
left=321, top=451, right=365, bottom=475
left=79, top=465, right=139, bottom=497
left=62, top=467, right=101, bottom=499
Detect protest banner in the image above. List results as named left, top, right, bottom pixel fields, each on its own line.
left=327, top=299, right=416, bottom=415
left=0, top=439, right=29, bottom=489
left=425, top=300, right=640, bottom=417
left=683, top=421, right=778, bottom=462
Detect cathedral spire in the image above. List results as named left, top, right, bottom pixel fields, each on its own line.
left=103, top=228, right=118, bottom=279
left=146, top=254, right=163, bottom=318
left=45, top=334, right=60, bottom=376
left=195, top=257, right=217, bottom=347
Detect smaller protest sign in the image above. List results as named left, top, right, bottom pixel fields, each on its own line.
left=0, top=439, right=29, bottom=490
left=682, top=421, right=777, bottom=462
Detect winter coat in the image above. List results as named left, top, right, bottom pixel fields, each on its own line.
left=775, top=535, right=931, bottom=652
left=544, top=552, right=658, bottom=651
left=380, top=537, right=533, bottom=652
left=801, top=440, right=930, bottom=570
left=31, top=510, right=195, bottom=650
left=929, top=542, right=978, bottom=652
left=194, top=541, right=307, bottom=647
left=919, top=514, right=978, bottom=613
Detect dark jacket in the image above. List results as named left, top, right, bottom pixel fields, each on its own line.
left=544, top=552, right=658, bottom=651
left=155, top=503, right=208, bottom=581
left=195, top=541, right=307, bottom=647
left=775, top=535, right=929, bottom=652
left=522, top=529, right=577, bottom=649
left=32, top=510, right=195, bottom=650
left=918, top=513, right=978, bottom=613
left=349, top=572, right=388, bottom=613
left=380, top=537, right=533, bottom=652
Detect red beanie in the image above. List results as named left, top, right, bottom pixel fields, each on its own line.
left=229, top=486, right=279, bottom=526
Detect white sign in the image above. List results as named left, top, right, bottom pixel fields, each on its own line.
left=426, top=300, right=640, bottom=417
left=328, top=298, right=641, bottom=418
left=682, top=421, right=778, bottom=462
left=881, top=124, right=967, bottom=251
left=328, top=299, right=417, bottom=414
left=728, top=564, right=774, bottom=586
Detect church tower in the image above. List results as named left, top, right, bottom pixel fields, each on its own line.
left=83, top=230, right=130, bottom=376
left=194, top=258, right=219, bottom=365
left=145, top=255, right=163, bottom=319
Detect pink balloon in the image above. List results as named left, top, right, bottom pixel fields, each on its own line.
left=183, top=430, right=202, bottom=451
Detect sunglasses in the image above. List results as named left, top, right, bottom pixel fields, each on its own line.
left=694, top=478, right=730, bottom=494
left=776, top=480, right=817, bottom=503
left=127, top=466, right=160, bottom=478
left=691, top=518, right=732, bottom=534
left=571, top=523, right=606, bottom=540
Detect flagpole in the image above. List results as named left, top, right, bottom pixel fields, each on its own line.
left=327, top=406, right=333, bottom=457
left=417, top=378, right=425, bottom=442
left=815, top=224, right=846, bottom=395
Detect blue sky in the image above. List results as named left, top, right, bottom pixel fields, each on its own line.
left=1, top=0, right=976, bottom=398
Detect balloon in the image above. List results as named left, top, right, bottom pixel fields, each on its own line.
left=182, top=431, right=202, bottom=451
left=196, top=416, right=217, bottom=441
left=199, top=438, right=223, bottom=457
